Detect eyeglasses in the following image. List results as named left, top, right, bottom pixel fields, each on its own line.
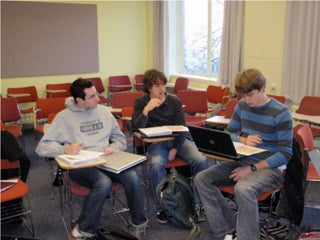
left=85, top=92, right=99, bottom=100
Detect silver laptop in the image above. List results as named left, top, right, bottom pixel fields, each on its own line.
left=98, top=151, right=146, bottom=174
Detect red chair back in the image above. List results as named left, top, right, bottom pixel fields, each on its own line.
left=112, top=92, right=144, bottom=108
left=223, top=99, right=239, bottom=119
left=268, top=94, right=286, bottom=104
left=109, top=75, right=132, bottom=92
left=134, top=74, right=144, bottom=91
left=35, top=97, right=66, bottom=120
left=174, top=77, right=189, bottom=94
left=7, top=86, right=38, bottom=104
left=206, top=85, right=230, bottom=104
left=87, top=77, right=105, bottom=94
left=46, top=83, right=71, bottom=98
left=1, top=97, right=21, bottom=122
left=177, top=90, right=209, bottom=114
left=296, top=96, right=320, bottom=116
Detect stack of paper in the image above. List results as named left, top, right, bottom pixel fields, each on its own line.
left=56, top=150, right=105, bottom=166
left=139, top=125, right=188, bottom=137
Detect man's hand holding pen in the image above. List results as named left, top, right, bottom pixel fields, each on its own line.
left=246, top=134, right=262, bottom=147
left=64, top=143, right=83, bottom=155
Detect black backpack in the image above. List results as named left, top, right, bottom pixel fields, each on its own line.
left=156, top=169, right=201, bottom=239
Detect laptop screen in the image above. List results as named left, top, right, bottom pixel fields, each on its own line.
left=188, top=125, right=240, bottom=160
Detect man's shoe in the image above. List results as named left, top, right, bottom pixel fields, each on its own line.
left=128, top=217, right=148, bottom=240
left=223, top=231, right=237, bottom=240
left=69, top=226, right=97, bottom=240
left=156, top=211, right=168, bottom=224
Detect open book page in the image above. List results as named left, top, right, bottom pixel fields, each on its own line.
left=166, top=125, right=189, bottom=132
left=233, top=142, right=267, bottom=156
left=56, top=150, right=105, bottom=166
left=0, top=179, right=18, bottom=192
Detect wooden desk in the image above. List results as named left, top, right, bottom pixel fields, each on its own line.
left=7, top=93, right=31, bottom=98
left=291, top=112, right=320, bottom=126
left=107, top=106, right=122, bottom=115
left=55, top=157, right=107, bottom=170
left=201, top=152, right=234, bottom=162
left=133, top=132, right=174, bottom=144
left=206, top=115, right=230, bottom=126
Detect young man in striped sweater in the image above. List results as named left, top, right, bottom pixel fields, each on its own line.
left=195, top=68, right=293, bottom=240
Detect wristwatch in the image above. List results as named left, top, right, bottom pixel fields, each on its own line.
left=250, top=164, right=257, bottom=172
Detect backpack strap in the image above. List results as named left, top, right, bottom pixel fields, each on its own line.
left=186, top=217, right=202, bottom=240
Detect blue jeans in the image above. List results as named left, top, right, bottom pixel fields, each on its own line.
left=194, top=159, right=284, bottom=240
left=147, top=139, right=208, bottom=211
left=69, top=167, right=146, bottom=235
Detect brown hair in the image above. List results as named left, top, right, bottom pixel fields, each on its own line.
left=143, top=69, right=167, bottom=94
left=234, top=68, right=266, bottom=94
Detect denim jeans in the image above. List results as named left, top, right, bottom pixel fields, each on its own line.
left=194, top=159, right=284, bottom=240
left=69, top=167, right=146, bottom=235
left=147, top=139, right=208, bottom=212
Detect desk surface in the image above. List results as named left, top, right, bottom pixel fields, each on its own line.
left=107, top=106, right=122, bottom=114
left=134, top=132, right=174, bottom=143
left=291, top=112, right=320, bottom=126
left=55, top=157, right=107, bottom=170
left=202, top=152, right=234, bottom=162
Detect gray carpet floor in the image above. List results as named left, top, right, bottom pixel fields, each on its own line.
left=1, top=129, right=320, bottom=240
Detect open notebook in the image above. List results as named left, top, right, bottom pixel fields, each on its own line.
left=139, top=125, right=188, bottom=138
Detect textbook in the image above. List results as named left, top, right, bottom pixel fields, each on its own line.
left=139, top=125, right=189, bottom=137
left=56, top=150, right=105, bottom=166
left=0, top=179, right=18, bottom=192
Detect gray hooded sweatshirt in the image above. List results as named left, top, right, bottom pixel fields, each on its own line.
left=36, top=97, right=127, bottom=158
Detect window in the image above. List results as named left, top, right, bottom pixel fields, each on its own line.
left=172, top=0, right=224, bottom=78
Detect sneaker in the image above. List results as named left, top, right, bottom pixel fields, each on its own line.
left=223, top=230, right=237, bottom=240
left=128, top=217, right=148, bottom=240
left=156, top=211, right=168, bottom=224
left=69, top=226, right=97, bottom=240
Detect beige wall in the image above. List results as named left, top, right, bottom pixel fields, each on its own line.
left=1, top=1, right=287, bottom=97
left=242, top=1, right=286, bottom=95
left=1, top=1, right=153, bottom=98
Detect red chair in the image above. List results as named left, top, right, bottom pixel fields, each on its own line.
left=173, top=77, right=189, bottom=94
left=0, top=97, right=23, bottom=140
left=87, top=77, right=110, bottom=105
left=218, top=98, right=239, bottom=119
left=112, top=92, right=144, bottom=109
left=46, top=83, right=71, bottom=98
left=267, top=94, right=286, bottom=104
left=108, top=75, right=132, bottom=103
left=1, top=159, right=35, bottom=238
left=6, top=86, right=38, bottom=123
left=62, top=171, right=129, bottom=226
left=134, top=74, right=144, bottom=91
left=34, top=97, right=66, bottom=139
left=206, top=85, right=230, bottom=105
left=177, top=90, right=212, bottom=127
left=295, top=124, right=320, bottom=183
left=296, top=96, right=320, bottom=138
